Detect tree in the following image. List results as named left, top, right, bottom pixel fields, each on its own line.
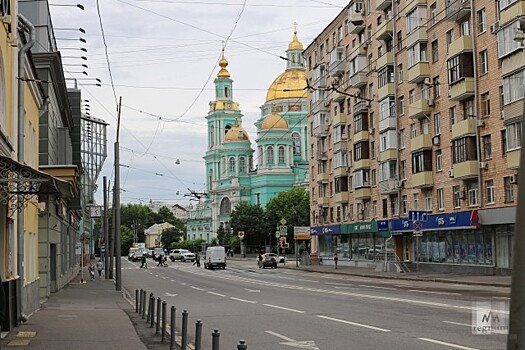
left=229, top=202, right=270, bottom=247
left=120, top=226, right=134, bottom=255
left=160, top=227, right=184, bottom=249
left=153, top=206, right=178, bottom=226
left=120, top=204, right=155, bottom=242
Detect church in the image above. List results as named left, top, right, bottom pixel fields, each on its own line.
left=186, top=31, right=309, bottom=243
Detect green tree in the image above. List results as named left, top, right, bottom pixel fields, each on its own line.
left=153, top=206, right=178, bottom=226
left=121, top=225, right=134, bottom=255
left=160, top=227, right=184, bottom=249
left=229, top=202, right=270, bottom=246
left=120, top=204, right=155, bottom=242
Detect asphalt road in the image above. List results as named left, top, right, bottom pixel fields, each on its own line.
left=121, top=257, right=508, bottom=350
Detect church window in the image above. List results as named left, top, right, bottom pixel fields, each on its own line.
left=224, top=86, right=230, bottom=98
left=292, top=133, right=301, bottom=154
left=267, top=146, right=274, bottom=165
left=225, top=125, right=231, bottom=134
left=239, top=157, right=246, bottom=174
left=228, top=157, right=235, bottom=174
left=222, top=157, right=227, bottom=175
left=278, top=146, right=285, bottom=164
left=219, top=197, right=231, bottom=216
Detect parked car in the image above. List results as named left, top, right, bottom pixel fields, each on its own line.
left=152, top=247, right=165, bottom=261
left=169, top=249, right=195, bottom=262
left=128, top=247, right=139, bottom=261
left=258, top=253, right=278, bottom=269
left=146, top=249, right=154, bottom=258
left=204, top=246, right=226, bottom=269
left=131, top=249, right=146, bottom=262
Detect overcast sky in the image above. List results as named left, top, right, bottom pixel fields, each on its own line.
left=49, top=0, right=344, bottom=207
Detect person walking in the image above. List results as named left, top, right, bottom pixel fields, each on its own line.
left=193, top=254, right=201, bottom=267
left=140, top=254, right=148, bottom=269
left=333, top=253, right=339, bottom=269
left=88, top=263, right=96, bottom=281
left=96, top=259, right=104, bottom=278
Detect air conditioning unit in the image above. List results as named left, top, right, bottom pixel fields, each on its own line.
left=479, top=161, right=488, bottom=169
left=38, top=202, right=46, bottom=213
left=448, top=168, right=454, bottom=178
left=458, top=191, right=465, bottom=199
left=432, top=135, right=441, bottom=146
left=427, top=98, right=435, bottom=106
left=510, top=175, right=518, bottom=184
left=490, top=22, right=500, bottom=34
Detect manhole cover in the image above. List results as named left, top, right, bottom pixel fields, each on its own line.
left=7, top=338, right=31, bottom=346
left=16, top=332, right=36, bottom=338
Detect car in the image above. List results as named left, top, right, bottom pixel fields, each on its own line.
left=131, top=249, right=146, bottom=262
left=152, top=247, right=165, bottom=261
left=258, top=253, right=278, bottom=269
left=169, top=249, right=195, bottom=262
left=204, top=246, right=226, bottom=269
left=146, top=249, right=154, bottom=258
left=128, top=247, right=139, bottom=261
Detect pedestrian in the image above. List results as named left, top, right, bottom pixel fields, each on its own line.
left=333, top=253, right=339, bottom=269
left=193, top=254, right=201, bottom=267
left=157, top=255, right=163, bottom=267
left=162, top=255, right=168, bottom=267
left=88, top=263, right=96, bottom=281
left=140, top=254, right=148, bottom=269
left=96, top=259, right=104, bottom=278
left=258, top=253, right=263, bottom=268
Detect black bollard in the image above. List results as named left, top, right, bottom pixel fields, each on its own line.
left=150, top=295, right=155, bottom=328
left=237, top=340, right=247, bottom=350
left=211, top=329, right=220, bottom=350
left=161, top=301, right=167, bottom=342
left=147, top=292, right=153, bottom=323
left=194, top=320, right=202, bottom=350
left=142, top=290, right=147, bottom=319
left=181, top=310, right=188, bottom=350
left=170, top=306, right=176, bottom=350
left=135, top=289, right=139, bottom=313
left=156, top=297, right=161, bottom=335
left=139, top=289, right=143, bottom=316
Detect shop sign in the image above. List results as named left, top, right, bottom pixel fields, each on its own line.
left=294, top=226, right=311, bottom=240
left=391, top=211, right=479, bottom=232
left=377, top=220, right=389, bottom=232
left=341, top=221, right=377, bottom=234
left=309, top=225, right=340, bottom=235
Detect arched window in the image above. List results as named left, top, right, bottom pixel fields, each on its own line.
left=258, top=147, right=263, bottom=165
left=278, top=146, right=285, bottom=164
left=292, top=132, right=300, bottom=154
left=221, top=157, right=227, bottom=175
left=219, top=197, right=231, bottom=216
left=224, top=86, right=230, bottom=98
left=228, top=157, right=235, bottom=174
left=266, top=146, right=274, bottom=165
left=239, top=157, right=246, bottom=174
left=225, top=125, right=232, bottom=134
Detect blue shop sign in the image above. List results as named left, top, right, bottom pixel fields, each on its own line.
left=310, top=226, right=322, bottom=235
left=377, top=220, right=389, bottom=232
left=309, top=225, right=340, bottom=236
left=391, top=211, right=479, bottom=232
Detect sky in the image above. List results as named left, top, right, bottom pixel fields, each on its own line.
left=49, top=0, right=345, bottom=207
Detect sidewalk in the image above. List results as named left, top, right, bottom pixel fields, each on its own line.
left=0, top=267, right=168, bottom=350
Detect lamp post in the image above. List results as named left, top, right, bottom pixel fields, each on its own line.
left=65, top=70, right=88, bottom=76
left=49, top=3, right=84, bottom=10
left=55, top=27, right=86, bottom=34
left=57, top=37, right=87, bottom=43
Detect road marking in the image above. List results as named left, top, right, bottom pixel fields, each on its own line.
left=190, top=286, right=205, bottom=291
left=418, top=338, right=479, bottom=350
left=298, top=279, right=319, bottom=283
left=170, top=279, right=175, bottom=282
left=230, top=297, right=256, bottom=304
left=162, top=276, right=167, bottom=279
left=155, top=275, right=159, bottom=277
left=165, top=292, right=177, bottom=297
left=443, top=321, right=471, bottom=327
left=317, top=315, right=391, bottom=332
left=207, top=291, right=226, bottom=297
left=409, top=289, right=461, bottom=296
left=263, top=304, right=305, bottom=314
left=265, top=331, right=320, bottom=349
left=358, top=284, right=397, bottom=290
left=265, top=330, right=295, bottom=342
left=494, top=296, right=510, bottom=300
left=244, top=288, right=260, bottom=293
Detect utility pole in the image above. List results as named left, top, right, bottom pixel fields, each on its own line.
left=109, top=179, right=114, bottom=280
left=115, top=96, right=122, bottom=291
left=103, top=176, right=109, bottom=279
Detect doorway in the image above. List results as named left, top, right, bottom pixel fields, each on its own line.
left=50, top=244, right=57, bottom=293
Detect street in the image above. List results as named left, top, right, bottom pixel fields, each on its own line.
left=121, top=257, right=508, bottom=350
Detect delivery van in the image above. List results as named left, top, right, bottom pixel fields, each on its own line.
left=204, top=246, right=226, bottom=270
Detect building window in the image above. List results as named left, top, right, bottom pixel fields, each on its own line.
left=412, top=150, right=432, bottom=173
left=447, top=53, right=474, bottom=84
left=436, top=150, right=442, bottom=171
left=483, top=135, right=492, bottom=160
left=399, top=96, right=405, bottom=115
left=453, top=185, right=462, bottom=208
left=506, top=121, right=522, bottom=151
left=446, top=29, right=455, bottom=45
left=413, top=193, right=419, bottom=211
left=423, top=190, right=432, bottom=211
left=434, top=113, right=441, bottom=134
left=479, top=50, right=488, bottom=75
left=437, top=188, right=444, bottom=210
left=239, top=157, right=246, bottom=174
left=391, top=195, right=399, bottom=216
left=402, top=195, right=408, bottom=215
left=397, top=64, right=403, bottom=83
left=292, top=132, right=301, bottom=154
left=278, top=146, right=285, bottom=164
left=400, top=128, right=406, bottom=148
left=410, top=124, right=417, bottom=139
left=497, top=21, right=523, bottom=58
left=431, top=40, right=439, bottom=62
left=504, top=176, right=515, bottom=202
left=267, top=146, right=274, bottom=165
left=430, top=3, right=437, bottom=25
left=229, top=157, right=235, bottom=174
left=481, top=92, right=490, bottom=116
left=433, top=76, right=440, bottom=98
left=467, top=182, right=478, bottom=207
left=477, top=8, right=486, bottom=33
left=409, top=89, right=416, bottom=104
left=400, top=160, right=407, bottom=179
left=373, top=200, right=377, bottom=218
left=378, top=66, right=394, bottom=88
left=382, top=199, right=388, bottom=218
left=453, top=137, right=477, bottom=163
left=485, top=179, right=495, bottom=204
left=449, top=106, right=457, bottom=125
left=503, top=70, right=525, bottom=105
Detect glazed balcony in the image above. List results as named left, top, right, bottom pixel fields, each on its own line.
left=451, top=118, right=476, bottom=140
left=453, top=160, right=478, bottom=180
left=376, top=20, right=393, bottom=41
left=349, top=44, right=367, bottom=61
left=353, top=130, right=369, bottom=143
left=350, top=71, right=368, bottom=88
left=377, top=83, right=395, bottom=100
left=354, top=187, right=371, bottom=199
left=316, top=150, right=328, bottom=161
left=412, top=171, right=434, bottom=188
left=449, top=77, right=475, bottom=101
left=502, top=99, right=525, bottom=122
left=313, top=123, right=329, bottom=137
left=406, top=26, right=428, bottom=49
left=317, top=172, right=330, bottom=183
left=507, top=149, right=521, bottom=169
left=502, top=49, right=525, bottom=77
left=446, top=0, right=470, bottom=21
left=448, top=36, right=473, bottom=58
left=408, top=98, right=431, bottom=119
left=348, top=10, right=365, bottom=34
left=317, top=196, right=330, bottom=206
left=353, top=158, right=370, bottom=170
left=376, top=0, right=392, bottom=11
left=411, top=134, right=432, bottom=152
left=333, top=112, right=347, bottom=126
left=353, top=100, right=369, bottom=116
left=407, top=61, right=429, bottom=83
left=334, top=166, right=348, bottom=177
left=333, top=140, right=348, bottom=153
left=333, top=91, right=346, bottom=102
left=377, top=52, right=393, bottom=70
left=379, top=116, right=396, bottom=132
left=500, top=1, right=525, bottom=26
left=379, top=179, right=399, bottom=194
left=379, top=149, right=397, bottom=162
left=334, top=191, right=349, bottom=203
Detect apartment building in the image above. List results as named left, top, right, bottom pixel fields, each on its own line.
left=305, top=0, right=524, bottom=274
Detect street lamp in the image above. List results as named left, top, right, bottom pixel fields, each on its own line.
left=63, top=63, right=88, bottom=69
left=57, top=37, right=87, bottom=44
left=61, top=47, right=88, bottom=52
left=49, top=3, right=84, bottom=10
left=55, top=27, right=86, bottom=34
left=62, top=55, right=87, bottom=61
left=65, top=70, right=88, bottom=76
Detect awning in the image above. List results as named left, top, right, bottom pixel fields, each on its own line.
left=0, top=154, right=74, bottom=213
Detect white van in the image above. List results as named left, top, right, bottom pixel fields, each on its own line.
left=204, top=246, right=226, bottom=270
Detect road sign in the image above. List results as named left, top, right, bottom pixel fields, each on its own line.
left=408, top=210, right=428, bottom=222
left=413, top=220, right=423, bottom=232
left=275, top=230, right=280, bottom=238
left=413, top=232, right=423, bottom=237
left=280, top=218, right=287, bottom=225
left=238, top=231, right=245, bottom=239
left=279, top=225, right=288, bottom=236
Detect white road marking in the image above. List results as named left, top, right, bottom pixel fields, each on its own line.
left=244, top=288, right=260, bottom=292
left=207, top=291, right=226, bottom=297
left=493, top=296, right=510, bottom=300
left=418, top=338, right=479, bottom=350
left=265, top=331, right=320, bottom=349
left=409, top=289, right=461, bottom=296
left=317, top=315, right=391, bottom=332
left=230, top=297, right=256, bottom=304
left=443, top=321, right=471, bottom=327
left=358, top=284, right=397, bottom=290
left=298, top=279, right=319, bottom=283
left=155, top=275, right=159, bottom=277
left=165, top=292, right=177, bottom=297
left=263, top=304, right=305, bottom=314
left=162, top=276, right=167, bottom=279
left=170, top=279, right=175, bottom=282
left=190, top=286, right=205, bottom=291
left=265, top=330, right=295, bottom=342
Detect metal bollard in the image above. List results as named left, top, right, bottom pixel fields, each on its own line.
left=161, top=301, right=167, bottom=342
left=170, top=306, right=176, bottom=350
left=150, top=295, right=155, bottom=328
left=181, top=310, right=188, bottom=350
left=135, top=289, right=139, bottom=313
left=156, top=297, right=161, bottom=334
left=139, top=289, right=143, bottom=316
left=142, top=290, right=147, bottom=319
left=147, top=292, right=153, bottom=323
left=194, top=320, right=202, bottom=350
left=237, top=340, right=247, bottom=350
left=211, top=329, right=220, bottom=350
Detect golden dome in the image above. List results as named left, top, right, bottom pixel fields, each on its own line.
left=262, top=109, right=288, bottom=130
left=217, top=51, right=230, bottom=78
left=224, top=119, right=250, bottom=141
left=265, top=68, right=307, bottom=102
left=288, top=31, right=303, bottom=50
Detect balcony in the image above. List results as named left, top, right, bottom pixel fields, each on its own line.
left=406, top=26, right=428, bottom=49
left=311, top=100, right=328, bottom=114
left=502, top=49, right=525, bottom=77
left=500, top=1, right=525, bottom=26
left=316, top=150, right=328, bottom=161
left=449, top=77, right=475, bottom=101
left=333, top=112, right=347, bottom=125
left=379, top=148, right=397, bottom=161
left=377, top=52, right=393, bottom=70
left=318, top=196, right=330, bottom=207
left=408, top=98, right=432, bottom=119
left=412, top=171, right=434, bottom=188
left=379, top=179, right=399, bottom=195
left=353, top=100, right=369, bottom=116
left=507, top=149, right=521, bottom=169
left=406, top=0, right=428, bottom=13
left=377, top=20, right=393, bottom=41
left=377, top=83, right=395, bottom=100
left=379, top=116, right=397, bottom=132
left=353, top=130, right=369, bottom=143
left=349, top=10, right=365, bottom=34
left=332, top=91, right=346, bottom=102
left=349, top=44, right=367, bottom=61
left=334, top=191, right=349, bottom=203
left=446, top=0, right=470, bottom=21
left=411, top=134, right=432, bottom=151
left=502, top=99, right=525, bottom=122
left=313, top=123, right=329, bottom=137
left=448, top=36, right=473, bottom=58
left=329, top=48, right=345, bottom=76
left=376, top=0, right=392, bottom=11
left=353, top=158, right=370, bottom=170
left=407, top=61, right=429, bottom=83
left=451, top=118, right=476, bottom=140
left=354, top=187, right=371, bottom=199
left=333, top=166, right=348, bottom=177
left=453, top=160, right=478, bottom=180
left=317, top=172, right=330, bottom=183
left=333, top=140, right=348, bottom=153
left=350, top=71, right=368, bottom=88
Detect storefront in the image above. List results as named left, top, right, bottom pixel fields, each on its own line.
left=479, top=206, right=515, bottom=272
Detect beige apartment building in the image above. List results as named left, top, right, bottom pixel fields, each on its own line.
left=305, top=0, right=524, bottom=274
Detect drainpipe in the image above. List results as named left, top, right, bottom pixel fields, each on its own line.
left=384, top=234, right=393, bottom=272
left=16, top=14, right=35, bottom=323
